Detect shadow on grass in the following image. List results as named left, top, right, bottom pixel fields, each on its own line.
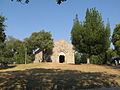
left=112, top=65, right=120, bottom=69
left=105, top=65, right=120, bottom=71
left=0, top=68, right=119, bottom=90
left=0, top=65, right=16, bottom=70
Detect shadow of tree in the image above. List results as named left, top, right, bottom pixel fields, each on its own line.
left=105, top=65, right=120, bottom=71
left=113, top=65, right=120, bottom=69
left=0, top=65, right=16, bottom=70
left=0, top=68, right=119, bottom=90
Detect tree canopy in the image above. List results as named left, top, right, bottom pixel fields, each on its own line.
left=25, top=30, right=54, bottom=62
left=0, top=15, right=7, bottom=66
left=71, top=8, right=110, bottom=64
left=0, top=36, right=26, bottom=66
left=112, top=24, right=120, bottom=56
left=11, top=0, right=67, bottom=4
left=0, top=15, right=6, bottom=44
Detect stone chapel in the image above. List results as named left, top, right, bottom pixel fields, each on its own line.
left=34, top=40, right=75, bottom=64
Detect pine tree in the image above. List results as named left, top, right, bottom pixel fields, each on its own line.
left=0, top=15, right=6, bottom=45
left=71, top=8, right=111, bottom=64
left=112, top=24, right=120, bottom=56
left=0, top=15, right=7, bottom=66
left=71, top=14, right=83, bottom=52
left=105, top=19, right=111, bottom=50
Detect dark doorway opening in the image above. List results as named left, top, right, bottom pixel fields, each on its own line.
left=59, top=55, right=65, bottom=63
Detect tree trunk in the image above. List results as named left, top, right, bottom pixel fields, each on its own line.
left=87, top=58, right=90, bottom=64
left=25, top=47, right=27, bottom=64
left=42, top=50, right=45, bottom=62
left=42, top=51, right=44, bottom=62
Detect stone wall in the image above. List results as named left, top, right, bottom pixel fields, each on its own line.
left=51, top=40, right=75, bottom=64
left=34, top=40, right=75, bottom=64
left=34, top=51, right=42, bottom=63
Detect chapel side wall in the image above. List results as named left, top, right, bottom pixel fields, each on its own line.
left=51, top=54, right=59, bottom=63
left=34, top=52, right=42, bottom=63
left=65, top=44, right=75, bottom=64
left=66, top=52, right=75, bottom=64
left=51, top=46, right=59, bottom=63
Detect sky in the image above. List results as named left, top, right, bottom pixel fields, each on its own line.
left=0, top=0, right=120, bottom=45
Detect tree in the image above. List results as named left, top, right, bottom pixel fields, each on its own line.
left=0, top=42, right=14, bottom=67
left=105, top=19, right=111, bottom=50
left=11, top=0, right=29, bottom=4
left=11, top=0, right=67, bottom=4
left=106, top=49, right=118, bottom=64
left=0, top=15, right=6, bottom=47
left=0, top=15, right=6, bottom=66
left=112, top=24, right=120, bottom=56
left=5, top=36, right=27, bottom=64
left=12, top=39, right=26, bottom=64
left=74, top=52, right=81, bottom=64
left=71, top=14, right=84, bottom=52
left=56, top=0, right=67, bottom=4
left=71, top=8, right=110, bottom=64
left=25, top=30, right=54, bottom=62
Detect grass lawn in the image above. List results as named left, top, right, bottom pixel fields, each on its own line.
left=0, top=63, right=120, bottom=89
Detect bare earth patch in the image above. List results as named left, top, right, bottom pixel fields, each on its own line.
left=0, top=63, right=120, bottom=89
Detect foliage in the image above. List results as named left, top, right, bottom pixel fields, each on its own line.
left=90, top=53, right=105, bottom=65
left=11, top=0, right=67, bottom=4
left=71, top=14, right=84, bottom=52
left=3, top=36, right=27, bottom=64
left=90, top=55, right=100, bottom=64
left=106, top=49, right=118, bottom=64
left=80, top=53, right=88, bottom=64
left=1, top=31, right=53, bottom=64
left=71, top=8, right=110, bottom=64
left=56, top=0, right=67, bottom=4
left=75, top=52, right=88, bottom=64
left=11, top=0, right=29, bottom=4
left=75, top=52, right=81, bottom=64
left=0, top=15, right=7, bottom=66
left=0, top=44, right=14, bottom=66
left=112, top=24, right=120, bottom=56
left=13, top=40, right=26, bottom=64
left=0, top=15, right=6, bottom=43
left=25, top=30, right=54, bottom=62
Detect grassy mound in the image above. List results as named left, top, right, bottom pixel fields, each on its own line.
left=0, top=63, right=120, bottom=89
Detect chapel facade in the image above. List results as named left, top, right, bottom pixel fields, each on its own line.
left=34, top=40, right=75, bottom=64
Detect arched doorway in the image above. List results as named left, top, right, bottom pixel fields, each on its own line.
left=59, top=55, right=65, bottom=63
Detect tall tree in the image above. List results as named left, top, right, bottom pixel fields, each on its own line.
left=71, top=14, right=83, bottom=52
left=0, top=15, right=6, bottom=46
left=112, top=24, right=120, bottom=56
left=4, top=36, right=26, bottom=64
left=0, top=42, right=14, bottom=66
left=0, top=15, right=6, bottom=66
left=25, top=30, right=54, bottom=62
left=71, top=8, right=111, bottom=64
left=12, top=38, right=26, bottom=64
left=105, top=19, right=111, bottom=50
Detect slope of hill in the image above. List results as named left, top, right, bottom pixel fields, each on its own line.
left=0, top=63, right=120, bottom=89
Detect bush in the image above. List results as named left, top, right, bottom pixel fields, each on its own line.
left=90, top=54, right=104, bottom=65
left=75, top=53, right=88, bottom=64
left=75, top=52, right=81, bottom=64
